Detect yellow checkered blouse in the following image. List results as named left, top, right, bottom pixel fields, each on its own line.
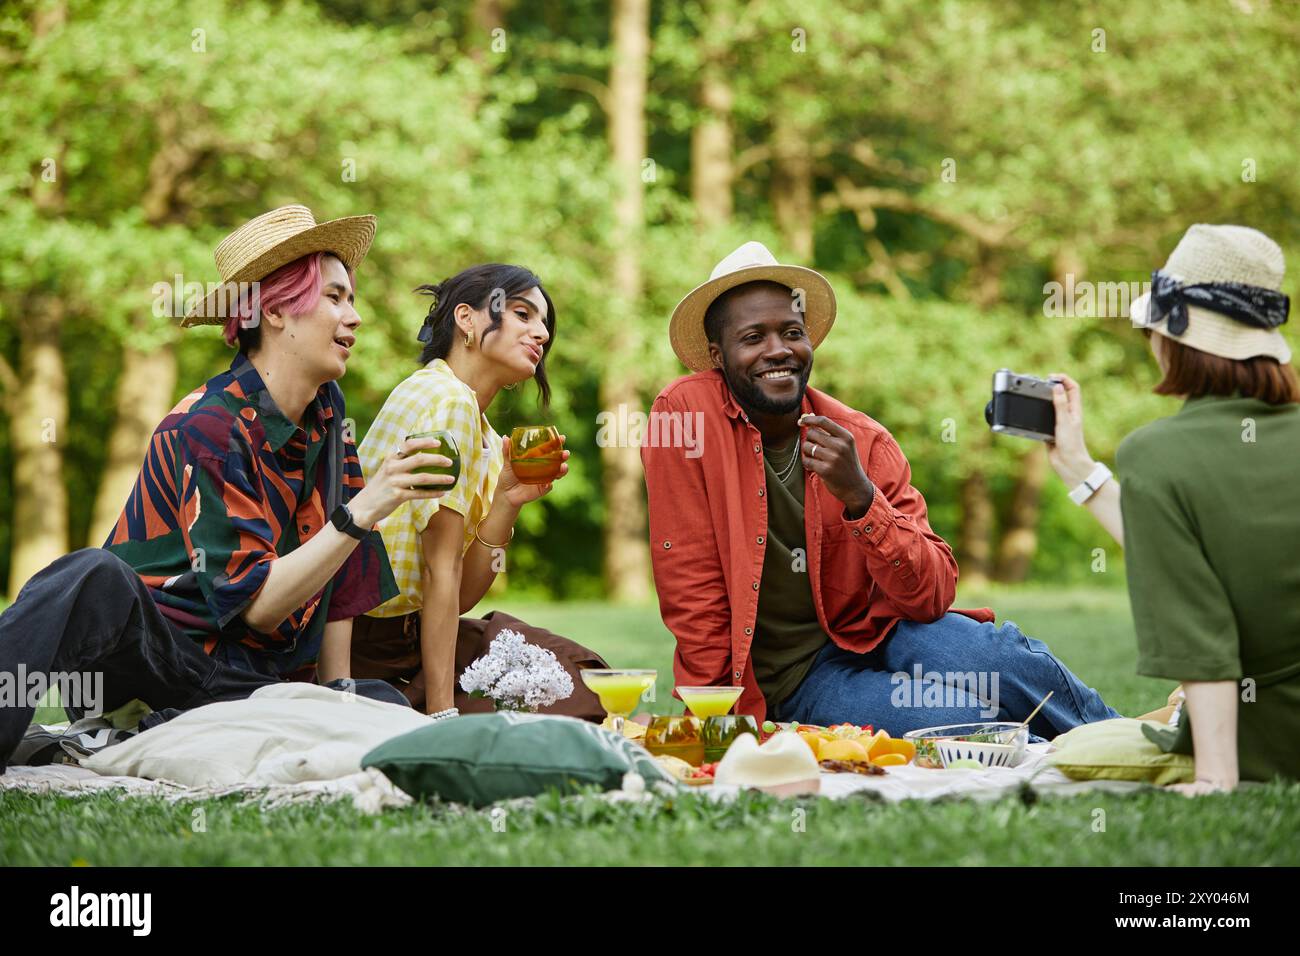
left=358, top=358, right=502, bottom=617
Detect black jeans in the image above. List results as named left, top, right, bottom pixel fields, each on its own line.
left=0, top=548, right=409, bottom=771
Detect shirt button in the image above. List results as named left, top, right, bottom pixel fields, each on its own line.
left=744, top=627, right=752, bottom=635
left=756, top=536, right=764, bottom=545
left=753, top=443, right=761, bottom=454
left=864, top=525, right=873, bottom=534
left=852, top=529, right=861, bottom=536
left=893, top=559, right=901, bottom=567
left=733, top=670, right=742, bottom=680
left=301, top=524, right=310, bottom=534
left=752, top=581, right=759, bottom=591
left=663, top=541, right=671, bottom=549
left=758, top=489, right=765, bottom=497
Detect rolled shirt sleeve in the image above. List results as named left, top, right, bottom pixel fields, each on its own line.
left=840, top=429, right=958, bottom=622
left=406, top=392, right=480, bottom=530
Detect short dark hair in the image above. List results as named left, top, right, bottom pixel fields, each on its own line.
left=703, top=280, right=793, bottom=345
left=414, top=263, right=556, bottom=407
left=1148, top=332, right=1300, bottom=405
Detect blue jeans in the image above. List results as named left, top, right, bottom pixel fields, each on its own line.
left=770, top=612, right=1120, bottom=740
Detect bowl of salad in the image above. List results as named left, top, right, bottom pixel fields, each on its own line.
left=902, top=722, right=1028, bottom=769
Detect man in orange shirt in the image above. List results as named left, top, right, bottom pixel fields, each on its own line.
left=641, top=242, right=1120, bottom=737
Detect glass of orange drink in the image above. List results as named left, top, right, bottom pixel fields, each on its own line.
left=509, top=425, right=564, bottom=485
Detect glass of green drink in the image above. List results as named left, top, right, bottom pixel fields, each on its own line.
left=701, top=714, right=760, bottom=763
left=405, top=430, right=460, bottom=487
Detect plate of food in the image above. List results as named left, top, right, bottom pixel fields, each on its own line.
left=653, top=754, right=717, bottom=786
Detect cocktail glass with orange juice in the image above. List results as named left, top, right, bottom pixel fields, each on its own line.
left=510, top=425, right=564, bottom=485
left=581, top=669, right=657, bottom=738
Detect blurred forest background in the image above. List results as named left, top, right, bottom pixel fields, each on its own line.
left=2, top=0, right=1297, bottom=602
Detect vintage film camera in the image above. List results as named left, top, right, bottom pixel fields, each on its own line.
left=984, top=369, right=1057, bottom=442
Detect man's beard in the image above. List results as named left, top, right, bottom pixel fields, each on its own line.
left=719, top=357, right=812, bottom=417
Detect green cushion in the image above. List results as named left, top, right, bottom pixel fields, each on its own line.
left=362, top=712, right=675, bottom=807
left=1048, top=718, right=1195, bottom=785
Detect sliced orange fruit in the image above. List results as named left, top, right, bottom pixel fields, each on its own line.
left=874, top=737, right=916, bottom=763
left=797, top=732, right=822, bottom=760
left=871, top=752, right=908, bottom=767
left=820, top=738, right=872, bottom=762
left=864, top=730, right=893, bottom=760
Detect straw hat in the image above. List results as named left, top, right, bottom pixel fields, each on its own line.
left=669, top=241, right=837, bottom=372
left=181, top=204, right=377, bottom=327
left=1129, top=224, right=1292, bottom=363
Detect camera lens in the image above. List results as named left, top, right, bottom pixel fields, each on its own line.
left=984, top=401, right=994, bottom=425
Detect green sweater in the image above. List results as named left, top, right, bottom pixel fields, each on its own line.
left=1117, top=394, right=1300, bottom=782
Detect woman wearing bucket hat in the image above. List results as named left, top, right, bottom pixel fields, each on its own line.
left=1045, top=224, right=1300, bottom=792
left=0, top=205, right=460, bottom=770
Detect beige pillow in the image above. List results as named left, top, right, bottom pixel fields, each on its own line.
left=1048, top=718, right=1194, bottom=785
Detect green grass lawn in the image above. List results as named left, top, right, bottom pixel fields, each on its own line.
left=3, top=587, right=1298, bottom=867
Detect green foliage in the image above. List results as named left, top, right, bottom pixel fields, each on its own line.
left=1, top=0, right=1297, bottom=595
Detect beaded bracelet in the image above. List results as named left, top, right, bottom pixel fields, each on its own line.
left=429, top=707, right=459, bottom=722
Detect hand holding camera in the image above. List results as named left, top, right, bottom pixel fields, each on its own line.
left=1042, top=372, right=1098, bottom=488
left=984, top=367, right=1097, bottom=483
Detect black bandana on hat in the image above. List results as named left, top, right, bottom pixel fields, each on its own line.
left=1148, top=269, right=1290, bottom=336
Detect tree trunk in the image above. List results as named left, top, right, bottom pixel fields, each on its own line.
left=690, top=4, right=734, bottom=227
left=994, top=446, right=1048, bottom=582
left=86, top=108, right=199, bottom=547
left=601, top=0, right=652, bottom=602
left=771, top=112, right=814, bottom=259
left=87, top=341, right=179, bottom=546
left=957, top=471, right=993, bottom=588
left=8, top=296, right=69, bottom=595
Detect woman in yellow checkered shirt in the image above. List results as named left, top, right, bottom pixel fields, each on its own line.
left=341, top=264, right=571, bottom=716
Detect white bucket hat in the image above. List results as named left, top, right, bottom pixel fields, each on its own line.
left=668, top=241, right=837, bottom=372
left=181, top=204, right=377, bottom=328
left=1129, top=224, right=1292, bottom=363
left=713, top=731, right=822, bottom=796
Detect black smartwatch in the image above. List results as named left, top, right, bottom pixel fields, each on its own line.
left=330, top=503, right=369, bottom=541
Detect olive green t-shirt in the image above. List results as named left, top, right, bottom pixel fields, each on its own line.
left=750, top=437, right=831, bottom=714
left=1118, top=394, right=1300, bottom=782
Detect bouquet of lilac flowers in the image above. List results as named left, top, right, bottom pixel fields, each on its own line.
left=458, top=628, right=574, bottom=712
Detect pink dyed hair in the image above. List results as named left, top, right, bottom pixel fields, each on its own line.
left=222, top=251, right=357, bottom=348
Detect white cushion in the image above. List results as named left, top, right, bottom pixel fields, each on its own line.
left=82, top=683, right=431, bottom=787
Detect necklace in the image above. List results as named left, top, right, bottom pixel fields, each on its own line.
left=765, top=438, right=801, bottom=484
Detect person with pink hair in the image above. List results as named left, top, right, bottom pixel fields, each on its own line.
left=1, top=206, right=448, bottom=770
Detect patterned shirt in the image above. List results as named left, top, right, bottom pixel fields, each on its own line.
left=104, top=352, right=398, bottom=680
left=358, top=358, right=502, bottom=617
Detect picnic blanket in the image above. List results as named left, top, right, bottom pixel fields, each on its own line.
left=3, top=679, right=1151, bottom=809
left=0, top=744, right=1148, bottom=810
left=2, top=682, right=432, bottom=812
left=704, top=743, right=1150, bottom=802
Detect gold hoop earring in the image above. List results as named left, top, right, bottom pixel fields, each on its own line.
left=464, top=329, right=474, bottom=348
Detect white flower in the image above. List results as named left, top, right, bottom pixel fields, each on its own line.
left=458, top=628, right=574, bottom=710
